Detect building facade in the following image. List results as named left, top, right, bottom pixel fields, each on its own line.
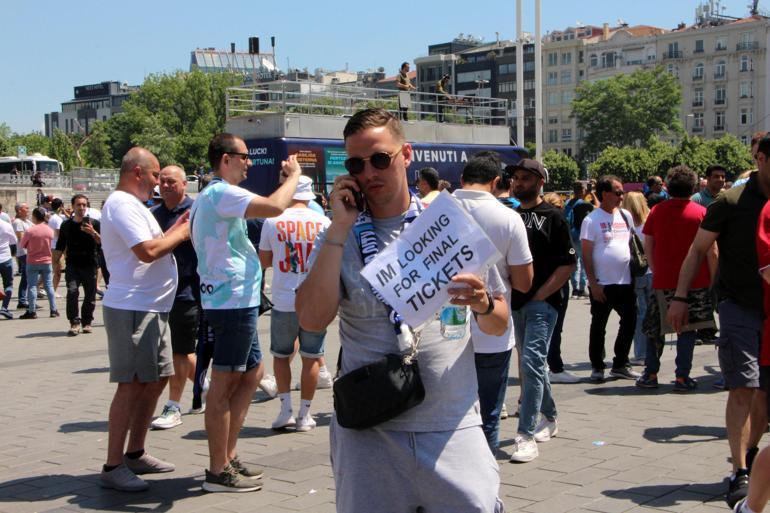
left=44, top=81, right=138, bottom=137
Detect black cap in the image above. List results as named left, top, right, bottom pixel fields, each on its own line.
left=506, top=158, right=547, bottom=181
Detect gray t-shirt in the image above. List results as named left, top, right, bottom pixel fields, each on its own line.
left=309, top=212, right=505, bottom=432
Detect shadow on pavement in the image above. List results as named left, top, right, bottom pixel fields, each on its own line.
left=73, top=367, right=110, bottom=374
left=16, top=331, right=70, bottom=339
left=0, top=474, right=201, bottom=512
left=59, top=421, right=108, bottom=433
left=603, top=481, right=724, bottom=507
left=583, top=379, right=724, bottom=396
left=643, top=425, right=726, bottom=444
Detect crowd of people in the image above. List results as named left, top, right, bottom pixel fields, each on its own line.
left=3, top=110, right=770, bottom=512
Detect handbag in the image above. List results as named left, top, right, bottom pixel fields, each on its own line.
left=258, top=289, right=273, bottom=316
left=620, top=211, right=649, bottom=277
left=333, top=331, right=425, bottom=430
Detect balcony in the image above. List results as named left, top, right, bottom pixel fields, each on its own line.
left=692, top=126, right=704, bottom=133
left=692, top=74, right=703, bottom=81
left=692, top=100, right=704, bottom=107
left=663, top=50, right=684, bottom=60
left=714, top=98, right=726, bottom=106
left=715, top=44, right=728, bottom=52
left=737, top=41, right=759, bottom=51
left=693, top=47, right=704, bottom=54
left=713, top=72, right=727, bottom=81
left=714, top=125, right=725, bottom=132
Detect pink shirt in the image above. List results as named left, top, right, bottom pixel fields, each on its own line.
left=20, top=223, right=54, bottom=265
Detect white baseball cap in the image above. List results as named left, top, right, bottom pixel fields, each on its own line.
left=293, top=175, right=316, bottom=201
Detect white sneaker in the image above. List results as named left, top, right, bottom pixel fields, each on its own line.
left=151, top=405, right=182, bottom=430
left=271, top=411, right=296, bottom=430
left=500, top=403, right=509, bottom=420
left=295, top=415, right=317, bottom=432
left=549, top=370, right=580, bottom=384
left=509, top=435, right=539, bottom=463
left=533, top=418, right=558, bottom=442
left=317, top=368, right=333, bottom=389
left=259, top=374, right=278, bottom=398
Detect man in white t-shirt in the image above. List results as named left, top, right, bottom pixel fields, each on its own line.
left=453, top=152, right=533, bottom=455
left=259, top=175, right=331, bottom=432
left=580, top=175, right=640, bottom=383
left=191, top=133, right=300, bottom=493
left=99, top=147, right=190, bottom=492
left=12, top=203, right=32, bottom=309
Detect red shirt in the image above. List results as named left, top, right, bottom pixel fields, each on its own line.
left=755, top=200, right=770, bottom=366
left=643, top=198, right=710, bottom=290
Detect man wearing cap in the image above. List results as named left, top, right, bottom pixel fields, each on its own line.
left=259, top=175, right=331, bottom=432
left=508, top=159, right=576, bottom=462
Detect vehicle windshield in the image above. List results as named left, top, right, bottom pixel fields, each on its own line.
left=35, top=160, right=61, bottom=172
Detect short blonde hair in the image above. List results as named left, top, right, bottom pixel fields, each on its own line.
left=622, top=191, right=649, bottom=226
left=543, top=192, right=564, bottom=209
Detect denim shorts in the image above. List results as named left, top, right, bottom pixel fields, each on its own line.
left=717, top=299, right=762, bottom=390
left=270, top=309, right=326, bottom=358
left=204, top=306, right=261, bottom=373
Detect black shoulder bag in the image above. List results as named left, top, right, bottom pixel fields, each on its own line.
left=620, top=211, right=649, bottom=277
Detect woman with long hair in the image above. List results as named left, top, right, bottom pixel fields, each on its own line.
left=622, top=191, right=651, bottom=364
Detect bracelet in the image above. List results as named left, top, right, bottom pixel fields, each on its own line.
left=671, top=296, right=688, bottom=303
left=325, top=238, right=346, bottom=248
left=474, top=290, right=495, bottom=316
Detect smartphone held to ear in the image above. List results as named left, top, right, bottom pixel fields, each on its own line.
left=344, top=188, right=364, bottom=212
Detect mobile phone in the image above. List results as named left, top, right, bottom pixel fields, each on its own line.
left=351, top=189, right=364, bottom=212
left=83, top=215, right=91, bottom=226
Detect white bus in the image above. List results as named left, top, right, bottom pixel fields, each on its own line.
left=0, top=154, right=64, bottom=174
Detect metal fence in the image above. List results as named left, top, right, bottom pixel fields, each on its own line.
left=227, top=81, right=510, bottom=126
left=71, top=168, right=119, bottom=192
left=0, top=173, right=72, bottom=188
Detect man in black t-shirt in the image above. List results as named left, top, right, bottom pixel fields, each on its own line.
left=508, top=159, right=576, bottom=464
left=564, top=182, right=594, bottom=298
left=53, top=194, right=100, bottom=336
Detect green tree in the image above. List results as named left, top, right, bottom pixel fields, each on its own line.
left=9, top=131, right=51, bottom=156
left=542, top=150, right=580, bottom=190
left=0, top=123, right=11, bottom=155
left=588, top=146, right=656, bottom=183
left=80, top=121, right=115, bottom=168
left=706, top=134, right=753, bottom=178
left=572, top=66, right=682, bottom=157
left=49, top=129, right=77, bottom=172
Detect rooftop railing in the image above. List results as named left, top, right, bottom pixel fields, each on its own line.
left=226, top=81, right=510, bottom=126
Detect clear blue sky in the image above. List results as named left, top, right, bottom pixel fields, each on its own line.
left=1, top=0, right=753, bottom=133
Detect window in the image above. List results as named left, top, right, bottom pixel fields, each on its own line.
left=741, top=135, right=750, bottom=144
left=715, top=86, right=726, bottom=105
left=562, top=128, right=573, bottom=142
left=548, top=129, right=558, bottom=143
left=601, top=52, right=616, bottom=68
left=578, top=51, right=584, bottom=64
left=589, top=54, right=598, bottom=67
left=548, top=116, right=559, bottom=125
left=548, top=92, right=560, bottom=106
left=740, top=55, right=752, bottom=72
left=667, top=63, right=679, bottom=77
left=524, top=61, right=536, bottom=71
left=740, top=108, right=753, bottom=125
left=740, top=80, right=753, bottom=98
left=693, top=62, right=704, bottom=79
left=693, top=88, right=704, bottom=106
left=714, top=60, right=726, bottom=78
left=524, top=80, right=535, bottom=90
left=738, top=31, right=755, bottom=50
left=547, top=52, right=558, bottom=66
left=693, top=112, right=704, bottom=128
left=561, top=71, right=572, bottom=84
left=456, top=70, right=491, bottom=83
left=565, top=148, right=573, bottom=157
left=562, top=91, right=574, bottom=104
left=695, top=39, right=704, bottom=53
left=716, top=36, right=727, bottom=51
left=498, top=81, right=515, bottom=93
left=498, top=63, right=515, bottom=75
left=667, top=42, right=681, bottom=58
left=715, top=111, right=725, bottom=129
left=547, top=71, right=558, bottom=86
left=561, top=52, right=572, bottom=65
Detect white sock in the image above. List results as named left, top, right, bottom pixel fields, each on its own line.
left=166, top=400, right=180, bottom=410
left=298, top=399, right=312, bottom=419
left=319, top=365, right=329, bottom=375
left=278, top=393, right=293, bottom=415
left=740, top=503, right=755, bottom=513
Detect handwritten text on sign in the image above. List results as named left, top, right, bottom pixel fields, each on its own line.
left=360, top=191, right=501, bottom=327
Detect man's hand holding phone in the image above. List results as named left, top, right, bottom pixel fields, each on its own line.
left=329, top=175, right=364, bottom=230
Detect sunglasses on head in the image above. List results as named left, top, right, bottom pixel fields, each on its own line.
left=344, top=146, right=403, bottom=175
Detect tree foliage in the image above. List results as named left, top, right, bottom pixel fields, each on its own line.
left=572, top=66, right=682, bottom=157
left=588, top=134, right=754, bottom=182
left=542, top=150, right=580, bottom=191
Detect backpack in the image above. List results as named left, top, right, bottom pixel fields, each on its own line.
left=564, top=198, right=584, bottom=239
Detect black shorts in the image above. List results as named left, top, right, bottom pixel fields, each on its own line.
left=168, top=301, right=199, bottom=355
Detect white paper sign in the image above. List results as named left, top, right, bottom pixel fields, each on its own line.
left=360, top=190, right=502, bottom=327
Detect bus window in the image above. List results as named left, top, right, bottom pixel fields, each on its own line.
left=36, top=160, right=60, bottom=172
left=0, top=162, right=18, bottom=174
left=22, top=161, right=34, bottom=172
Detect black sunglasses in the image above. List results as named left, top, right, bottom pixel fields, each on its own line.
left=226, top=152, right=250, bottom=159
left=613, top=189, right=625, bottom=197
left=344, top=146, right=403, bottom=175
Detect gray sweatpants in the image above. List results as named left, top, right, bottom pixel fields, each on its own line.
left=330, top=416, right=504, bottom=513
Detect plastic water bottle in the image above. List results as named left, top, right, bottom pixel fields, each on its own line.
left=440, top=305, right=468, bottom=339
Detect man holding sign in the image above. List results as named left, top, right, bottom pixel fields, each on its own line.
left=296, top=108, right=509, bottom=513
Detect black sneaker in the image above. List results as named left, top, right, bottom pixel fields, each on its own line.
left=202, top=465, right=261, bottom=493
left=609, top=365, right=640, bottom=380
left=16, top=304, right=29, bottom=310
left=230, top=456, right=263, bottom=480
left=636, top=373, right=658, bottom=388
left=19, top=311, right=37, bottom=320
left=672, top=377, right=698, bottom=393
left=726, top=469, right=749, bottom=508
left=50, top=311, right=60, bottom=318
left=746, top=446, right=759, bottom=474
